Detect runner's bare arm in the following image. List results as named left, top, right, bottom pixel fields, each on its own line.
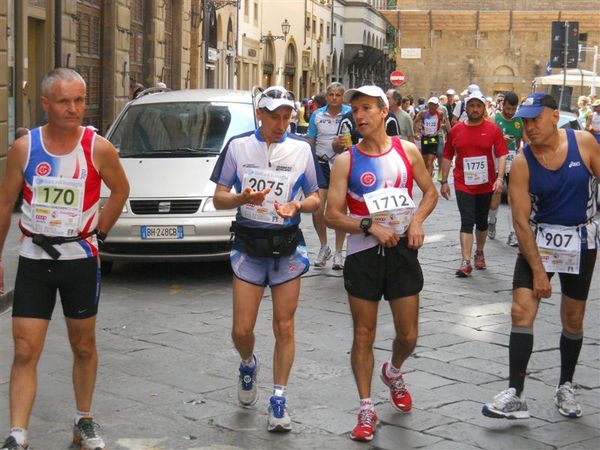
left=0, top=137, right=28, bottom=291
left=576, top=129, right=600, bottom=177
left=93, top=136, right=130, bottom=235
left=509, top=154, right=551, bottom=299
left=404, top=143, right=438, bottom=249
left=213, top=184, right=270, bottom=209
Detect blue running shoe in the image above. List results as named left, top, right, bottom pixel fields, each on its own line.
left=237, top=355, right=259, bottom=407
left=267, top=395, right=291, bottom=432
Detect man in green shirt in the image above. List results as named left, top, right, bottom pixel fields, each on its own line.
left=487, top=92, right=526, bottom=246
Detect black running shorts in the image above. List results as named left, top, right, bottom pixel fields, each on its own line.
left=12, top=256, right=101, bottom=320
left=512, top=250, right=597, bottom=301
left=343, top=238, right=424, bottom=301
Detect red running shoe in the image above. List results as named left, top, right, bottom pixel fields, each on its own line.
left=474, top=250, right=487, bottom=270
left=456, top=259, right=473, bottom=277
left=350, top=408, right=378, bottom=441
left=380, top=362, right=412, bottom=413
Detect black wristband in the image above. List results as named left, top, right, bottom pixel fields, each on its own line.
left=97, top=231, right=107, bottom=243
left=440, top=180, right=448, bottom=185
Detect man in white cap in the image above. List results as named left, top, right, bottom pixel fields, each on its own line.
left=440, top=91, right=508, bottom=277
left=325, top=85, right=438, bottom=442
left=211, top=86, right=321, bottom=432
left=452, top=84, right=480, bottom=125
left=414, top=97, right=450, bottom=176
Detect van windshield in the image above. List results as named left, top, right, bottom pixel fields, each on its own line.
left=109, top=101, right=256, bottom=157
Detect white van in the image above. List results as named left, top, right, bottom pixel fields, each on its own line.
left=100, top=89, right=257, bottom=273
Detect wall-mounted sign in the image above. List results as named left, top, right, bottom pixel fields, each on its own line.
left=401, top=48, right=421, bottom=59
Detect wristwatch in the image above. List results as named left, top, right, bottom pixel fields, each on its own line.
left=440, top=180, right=448, bottom=185
left=359, top=218, right=373, bottom=236
left=96, top=231, right=108, bottom=244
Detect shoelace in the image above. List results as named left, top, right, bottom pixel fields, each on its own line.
left=271, top=399, right=286, bottom=419
left=494, top=389, right=518, bottom=405
left=358, top=409, right=376, bottom=427
left=78, top=419, right=100, bottom=439
left=239, top=366, right=255, bottom=390
left=557, top=385, right=577, bottom=407
left=390, top=377, right=407, bottom=392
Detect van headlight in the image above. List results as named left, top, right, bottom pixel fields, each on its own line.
left=202, top=197, right=217, bottom=212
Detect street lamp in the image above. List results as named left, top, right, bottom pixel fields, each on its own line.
left=260, top=19, right=291, bottom=43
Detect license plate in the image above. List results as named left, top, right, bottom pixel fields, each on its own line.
left=141, top=225, right=184, bottom=240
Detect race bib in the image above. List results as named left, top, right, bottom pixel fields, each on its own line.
left=463, top=156, right=488, bottom=185
left=505, top=149, right=517, bottom=174
left=31, top=176, right=85, bottom=236
left=240, top=169, right=291, bottom=224
left=536, top=224, right=580, bottom=274
left=363, top=187, right=415, bottom=234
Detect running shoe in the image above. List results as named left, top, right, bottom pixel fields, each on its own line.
left=456, top=259, right=473, bottom=277
left=332, top=251, right=344, bottom=270
left=314, top=246, right=332, bottom=267
left=73, top=417, right=105, bottom=450
left=482, top=388, right=530, bottom=419
left=379, top=362, right=412, bottom=413
left=267, top=395, right=292, bottom=432
left=238, top=355, right=259, bottom=407
left=0, top=437, right=28, bottom=450
left=507, top=232, right=519, bottom=247
left=350, top=408, right=378, bottom=441
left=474, top=250, right=487, bottom=270
left=487, top=220, right=497, bottom=239
left=555, top=382, right=582, bottom=418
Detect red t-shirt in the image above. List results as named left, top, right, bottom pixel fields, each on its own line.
left=443, top=121, right=508, bottom=194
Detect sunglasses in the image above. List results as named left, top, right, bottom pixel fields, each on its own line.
left=258, top=88, right=295, bottom=104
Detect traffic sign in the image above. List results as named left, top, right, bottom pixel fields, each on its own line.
left=390, top=71, right=405, bottom=87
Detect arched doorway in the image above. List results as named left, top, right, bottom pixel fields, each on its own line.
left=284, top=43, right=297, bottom=93
left=226, top=18, right=235, bottom=89
left=493, top=65, right=515, bottom=94
left=205, top=5, right=218, bottom=88
left=262, top=41, right=274, bottom=87
left=331, top=50, right=338, bottom=82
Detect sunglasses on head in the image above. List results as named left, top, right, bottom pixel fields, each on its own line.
left=259, top=88, right=295, bottom=103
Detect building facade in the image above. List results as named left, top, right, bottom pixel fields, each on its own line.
left=381, top=0, right=599, bottom=100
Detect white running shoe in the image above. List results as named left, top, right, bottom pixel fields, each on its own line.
left=555, top=382, right=582, bottom=418
left=314, top=246, right=331, bottom=267
left=482, top=388, right=530, bottom=419
left=73, top=417, right=105, bottom=450
left=267, top=395, right=292, bottom=432
left=332, top=251, right=344, bottom=270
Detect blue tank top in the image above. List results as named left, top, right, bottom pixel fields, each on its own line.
left=524, top=128, right=598, bottom=249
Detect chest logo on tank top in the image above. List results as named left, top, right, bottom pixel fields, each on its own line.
left=360, top=172, right=376, bottom=187
left=35, top=162, right=52, bottom=176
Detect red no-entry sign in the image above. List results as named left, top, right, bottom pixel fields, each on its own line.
left=390, top=71, right=405, bottom=87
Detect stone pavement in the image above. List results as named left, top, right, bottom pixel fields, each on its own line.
left=0, top=187, right=598, bottom=450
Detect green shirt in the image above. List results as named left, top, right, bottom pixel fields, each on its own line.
left=494, top=112, right=523, bottom=152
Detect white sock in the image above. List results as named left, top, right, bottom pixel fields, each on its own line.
left=273, top=385, right=286, bottom=397
left=9, top=428, right=27, bottom=446
left=241, top=354, right=256, bottom=368
left=507, top=208, right=514, bottom=233
left=359, top=398, right=374, bottom=411
left=75, top=410, right=92, bottom=425
left=488, top=208, right=498, bottom=223
left=386, top=361, right=402, bottom=378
